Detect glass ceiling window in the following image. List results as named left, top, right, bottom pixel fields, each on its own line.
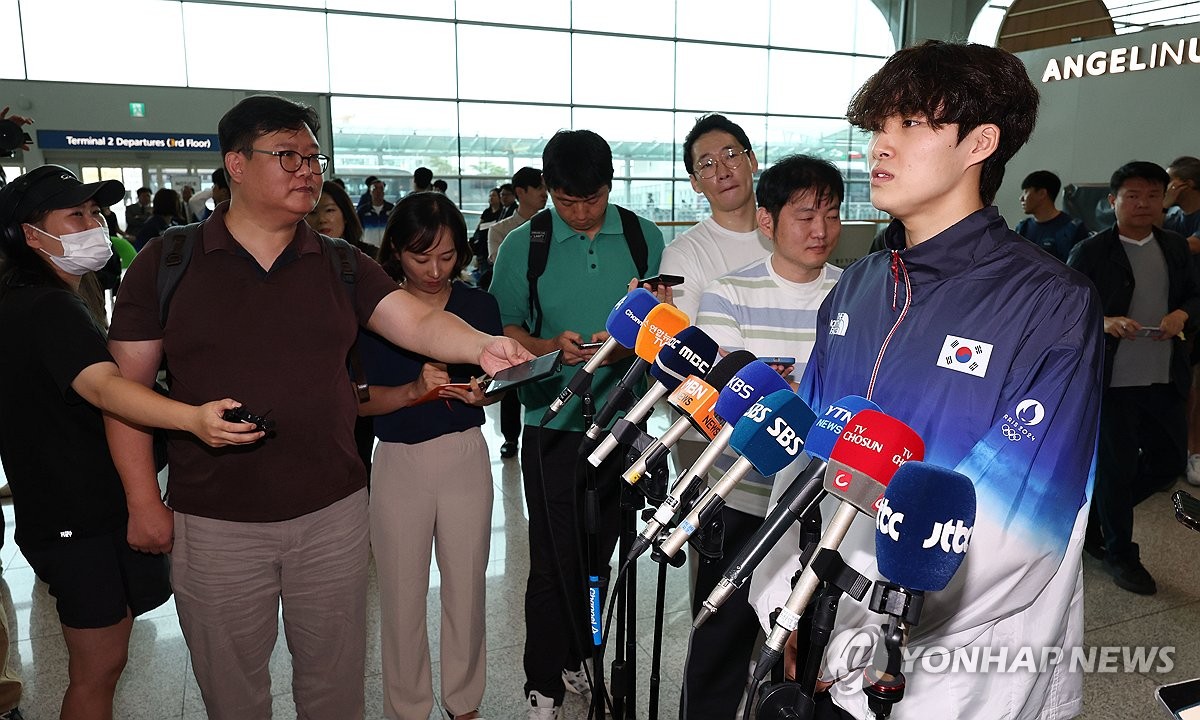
left=5, top=0, right=897, bottom=221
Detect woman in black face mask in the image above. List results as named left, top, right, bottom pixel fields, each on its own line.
left=0, top=165, right=263, bottom=720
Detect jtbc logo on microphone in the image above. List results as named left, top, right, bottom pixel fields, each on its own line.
left=922, top=520, right=973, bottom=554
left=876, top=497, right=903, bottom=540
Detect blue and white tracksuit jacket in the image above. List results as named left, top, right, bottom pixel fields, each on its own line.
left=750, top=207, right=1105, bottom=720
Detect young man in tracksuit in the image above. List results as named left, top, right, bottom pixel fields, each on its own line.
left=751, top=41, right=1104, bottom=720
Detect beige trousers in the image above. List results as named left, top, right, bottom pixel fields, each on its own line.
left=172, top=489, right=370, bottom=720
left=370, top=428, right=493, bottom=719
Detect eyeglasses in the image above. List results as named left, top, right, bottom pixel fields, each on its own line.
left=693, top=148, right=751, bottom=180
left=246, top=148, right=331, bottom=174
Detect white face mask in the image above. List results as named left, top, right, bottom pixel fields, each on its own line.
left=27, top=221, right=113, bottom=276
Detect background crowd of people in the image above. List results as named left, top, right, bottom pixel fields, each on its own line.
left=0, top=35, right=1198, bottom=720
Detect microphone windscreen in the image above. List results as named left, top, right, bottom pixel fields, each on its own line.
left=668, top=375, right=716, bottom=412
left=875, top=461, right=976, bottom=592
left=729, top=390, right=817, bottom=476
left=634, top=304, right=690, bottom=362
left=651, top=326, right=719, bottom=390
left=667, top=376, right=722, bottom=439
left=712, top=360, right=791, bottom=424
left=704, top=350, right=756, bottom=393
left=824, top=410, right=924, bottom=513
left=605, top=289, right=660, bottom=348
left=804, top=395, right=880, bottom=461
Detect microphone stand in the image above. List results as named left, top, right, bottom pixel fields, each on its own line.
left=606, top=418, right=674, bottom=719
left=578, top=393, right=611, bottom=719
left=593, top=413, right=666, bottom=719
left=862, top=582, right=923, bottom=720
left=755, top=549, right=870, bottom=720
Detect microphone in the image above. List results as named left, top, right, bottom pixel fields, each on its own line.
left=621, top=351, right=754, bottom=486
left=696, top=395, right=880, bottom=626
left=627, top=355, right=788, bottom=560
left=585, top=325, right=718, bottom=467
left=542, top=288, right=659, bottom=424
left=656, top=389, right=817, bottom=559
left=874, top=461, right=976, bottom=594
left=752, top=410, right=924, bottom=683
left=580, top=305, right=690, bottom=450
left=864, top=462, right=976, bottom=718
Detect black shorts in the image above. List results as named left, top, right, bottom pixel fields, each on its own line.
left=23, top=527, right=171, bottom=629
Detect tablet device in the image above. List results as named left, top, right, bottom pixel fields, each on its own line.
left=484, top=349, right=564, bottom=397
left=1158, top=678, right=1200, bottom=719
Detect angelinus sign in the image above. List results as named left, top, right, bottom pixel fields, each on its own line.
left=36, top=130, right=219, bottom=152
left=1041, top=34, right=1200, bottom=83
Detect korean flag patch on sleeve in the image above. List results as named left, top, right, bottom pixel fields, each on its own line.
left=938, top=335, right=993, bottom=378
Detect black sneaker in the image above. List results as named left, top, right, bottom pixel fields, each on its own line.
left=500, top=441, right=518, bottom=459
left=1102, top=555, right=1157, bottom=595
left=0, top=707, right=25, bottom=720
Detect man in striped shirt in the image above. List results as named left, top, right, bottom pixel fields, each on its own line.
left=682, top=155, right=843, bottom=719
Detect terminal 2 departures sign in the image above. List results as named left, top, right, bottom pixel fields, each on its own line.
left=36, top=130, right=219, bottom=152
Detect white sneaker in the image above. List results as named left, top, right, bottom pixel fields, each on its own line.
left=562, top=662, right=593, bottom=703
left=1188, top=454, right=1200, bottom=486
left=527, top=690, right=560, bottom=720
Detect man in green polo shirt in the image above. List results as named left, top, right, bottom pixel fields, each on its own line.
left=490, top=129, right=664, bottom=720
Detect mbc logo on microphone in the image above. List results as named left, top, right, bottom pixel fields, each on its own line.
left=876, top=498, right=974, bottom=554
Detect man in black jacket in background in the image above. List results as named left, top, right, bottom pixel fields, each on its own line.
left=1068, top=160, right=1200, bottom=595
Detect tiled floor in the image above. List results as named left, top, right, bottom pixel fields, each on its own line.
left=2, top=405, right=1198, bottom=719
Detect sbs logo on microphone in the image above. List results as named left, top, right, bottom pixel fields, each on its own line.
left=742, top=401, right=771, bottom=424
left=766, top=416, right=804, bottom=455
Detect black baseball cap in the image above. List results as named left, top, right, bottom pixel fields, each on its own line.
left=0, top=165, right=125, bottom=227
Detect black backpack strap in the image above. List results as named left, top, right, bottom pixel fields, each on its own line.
left=156, top=221, right=204, bottom=328
left=525, top=206, right=650, bottom=337
left=320, top=236, right=370, bottom=403
left=526, top=209, right=553, bottom=338
left=324, top=235, right=358, bottom=287
left=614, top=205, right=649, bottom=279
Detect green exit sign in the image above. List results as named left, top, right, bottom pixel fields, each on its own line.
left=129, top=102, right=146, bottom=118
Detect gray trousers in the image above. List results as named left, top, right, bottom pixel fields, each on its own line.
left=172, top=489, right=370, bottom=720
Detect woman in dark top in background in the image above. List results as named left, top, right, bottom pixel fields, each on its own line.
left=358, top=192, right=499, bottom=720
left=132, top=188, right=181, bottom=251
left=0, top=166, right=258, bottom=720
left=306, top=179, right=379, bottom=260
left=306, top=179, right=379, bottom=473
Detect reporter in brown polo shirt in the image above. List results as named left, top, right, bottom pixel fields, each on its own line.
left=104, top=95, right=532, bottom=720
